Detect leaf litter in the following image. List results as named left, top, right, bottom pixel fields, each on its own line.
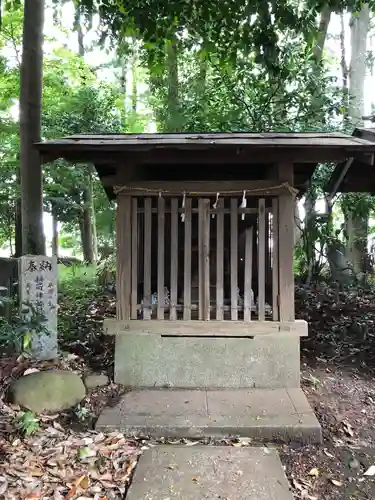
left=0, top=426, right=140, bottom=499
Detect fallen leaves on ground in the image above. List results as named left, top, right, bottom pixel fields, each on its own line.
left=0, top=429, right=140, bottom=499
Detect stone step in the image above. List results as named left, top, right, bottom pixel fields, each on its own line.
left=126, top=445, right=294, bottom=500
left=96, top=388, right=321, bottom=444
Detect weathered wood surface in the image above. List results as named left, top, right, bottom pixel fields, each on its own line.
left=278, top=162, right=295, bottom=322
left=104, top=318, right=308, bottom=336
left=116, top=196, right=131, bottom=320
left=258, top=198, right=266, bottom=321
left=131, top=197, right=138, bottom=319
left=183, top=198, right=192, bottom=320
left=244, top=227, right=253, bottom=322
left=216, top=198, right=224, bottom=321
left=170, top=198, right=178, bottom=320
left=230, top=198, right=238, bottom=321
left=37, top=131, right=375, bottom=147
left=115, top=180, right=296, bottom=197
left=143, top=198, right=152, bottom=319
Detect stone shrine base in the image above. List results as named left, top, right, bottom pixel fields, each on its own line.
left=96, top=388, right=321, bottom=444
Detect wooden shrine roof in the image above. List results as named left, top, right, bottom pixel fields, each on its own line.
left=35, top=132, right=375, bottom=199
left=326, top=128, right=375, bottom=196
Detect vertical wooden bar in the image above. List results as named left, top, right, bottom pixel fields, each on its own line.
left=244, top=227, right=253, bottom=321
left=131, top=197, right=138, bottom=319
left=230, top=198, right=238, bottom=320
left=198, top=199, right=210, bottom=321
left=216, top=198, right=224, bottom=320
left=143, top=198, right=152, bottom=319
left=116, top=195, right=131, bottom=320
left=157, top=196, right=165, bottom=320
left=272, top=198, right=279, bottom=321
left=258, top=198, right=266, bottom=321
left=170, top=198, right=178, bottom=320
left=183, top=198, right=192, bottom=320
left=278, top=162, right=295, bottom=321
left=265, top=211, right=271, bottom=290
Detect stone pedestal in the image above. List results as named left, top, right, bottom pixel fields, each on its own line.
left=18, top=255, right=58, bottom=360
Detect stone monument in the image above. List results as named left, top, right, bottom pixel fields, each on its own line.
left=18, top=255, right=58, bottom=360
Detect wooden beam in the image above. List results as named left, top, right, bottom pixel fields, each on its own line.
left=116, top=196, right=131, bottom=320
left=272, top=198, right=279, bottom=321
left=157, top=196, right=165, bottom=320
left=92, top=148, right=352, bottom=170
left=104, top=318, right=308, bottom=337
left=170, top=198, right=178, bottom=320
left=216, top=198, right=224, bottom=320
left=115, top=180, right=296, bottom=197
left=198, top=199, right=210, bottom=320
left=143, top=198, right=152, bottom=319
left=131, top=197, right=138, bottom=319
left=277, top=162, right=295, bottom=321
left=244, top=227, right=253, bottom=322
left=230, top=198, right=238, bottom=320
left=183, top=198, right=192, bottom=320
left=257, top=198, right=266, bottom=321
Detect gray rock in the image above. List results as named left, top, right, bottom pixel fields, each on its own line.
left=84, top=373, right=109, bottom=389
left=10, top=370, right=86, bottom=414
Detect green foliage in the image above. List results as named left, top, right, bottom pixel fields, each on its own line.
left=13, top=411, right=40, bottom=436
left=58, top=264, right=101, bottom=343
left=0, top=297, right=51, bottom=355
left=96, top=252, right=116, bottom=286
left=58, top=264, right=98, bottom=300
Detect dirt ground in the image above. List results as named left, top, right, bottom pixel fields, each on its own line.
left=280, top=361, right=375, bottom=500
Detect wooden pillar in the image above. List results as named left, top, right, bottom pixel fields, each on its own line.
left=116, top=195, right=132, bottom=320
left=277, top=162, right=295, bottom=321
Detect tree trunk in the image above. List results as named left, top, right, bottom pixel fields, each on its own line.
left=80, top=185, right=95, bottom=264
left=19, top=0, right=46, bottom=255
left=14, top=198, right=22, bottom=258
left=344, top=5, right=370, bottom=276
left=89, top=167, right=98, bottom=263
left=51, top=206, right=59, bottom=258
left=74, top=7, right=97, bottom=264
left=166, top=37, right=179, bottom=131
left=131, top=40, right=137, bottom=113
left=348, top=5, right=370, bottom=126
left=74, top=5, right=84, bottom=57
left=313, top=5, right=332, bottom=63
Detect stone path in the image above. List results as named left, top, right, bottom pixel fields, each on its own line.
left=96, top=388, right=321, bottom=443
left=126, top=445, right=294, bottom=499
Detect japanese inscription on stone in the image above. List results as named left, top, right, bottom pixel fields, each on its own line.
left=19, top=255, right=57, bottom=360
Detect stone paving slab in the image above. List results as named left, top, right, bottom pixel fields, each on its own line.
left=126, top=445, right=294, bottom=500
left=96, top=388, right=322, bottom=443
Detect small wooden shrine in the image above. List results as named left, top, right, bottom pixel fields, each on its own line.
left=37, top=132, right=375, bottom=390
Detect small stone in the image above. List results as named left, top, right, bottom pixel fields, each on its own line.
left=10, top=370, right=86, bottom=414
left=84, top=373, right=109, bottom=389
left=349, top=458, right=360, bottom=469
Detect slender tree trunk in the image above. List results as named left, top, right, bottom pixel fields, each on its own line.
left=166, top=37, right=179, bottom=131
left=74, top=6, right=96, bottom=264
left=14, top=168, right=22, bottom=258
left=348, top=5, right=370, bottom=126
left=19, top=0, right=46, bottom=255
left=74, top=5, right=84, bottom=57
left=313, top=5, right=332, bottom=63
left=344, top=5, right=370, bottom=277
left=131, top=39, right=137, bottom=113
left=51, top=205, right=59, bottom=258
left=89, top=167, right=98, bottom=263
left=80, top=185, right=95, bottom=264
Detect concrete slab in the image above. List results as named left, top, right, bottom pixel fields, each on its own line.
left=126, top=445, right=294, bottom=500
left=96, top=388, right=322, bottom=444
left=114, top=333, right=300, bottom=388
